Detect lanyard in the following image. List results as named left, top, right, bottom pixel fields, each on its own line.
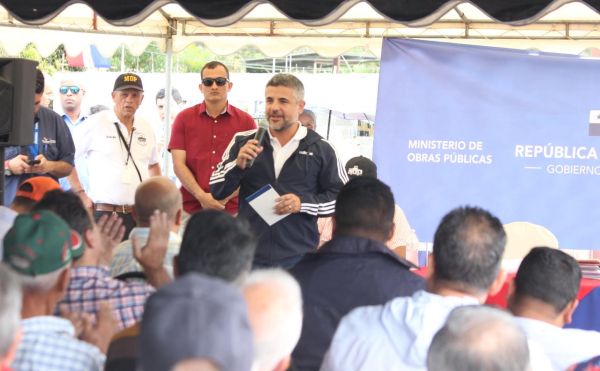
left=27, top=122, right=39, bottom=158
left=114, top=122, right=142, bottom=183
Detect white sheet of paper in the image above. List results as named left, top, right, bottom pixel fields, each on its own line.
left=246, top=184, right=288, bottom=226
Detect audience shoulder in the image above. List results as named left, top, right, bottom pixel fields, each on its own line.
left=324, top=304, right=392, bottom=369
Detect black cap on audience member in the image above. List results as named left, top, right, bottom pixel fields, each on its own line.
left=345, top=156, right=377, bottom=179
left=113, top=73, right=144, bottom=92
left=139, top=273, right=253, bottom=371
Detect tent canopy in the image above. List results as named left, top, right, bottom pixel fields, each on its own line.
left=3, top=1, right=600, bottom=59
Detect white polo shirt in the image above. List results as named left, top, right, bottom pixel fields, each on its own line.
left=269, top=122, right=307, bottom=179
left=79, top=109, right=158, bottom=205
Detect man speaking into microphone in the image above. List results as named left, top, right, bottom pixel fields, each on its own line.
left=210, top=74, right=347, bottom=269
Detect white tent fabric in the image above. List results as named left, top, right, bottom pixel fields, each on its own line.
left=3, top=2, right=600, bottom=58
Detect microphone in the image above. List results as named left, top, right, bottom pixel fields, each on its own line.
left=246, top=120, right=269, bottom=168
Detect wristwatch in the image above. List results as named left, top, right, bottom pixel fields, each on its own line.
left=4, top=160, right=12, bottom=176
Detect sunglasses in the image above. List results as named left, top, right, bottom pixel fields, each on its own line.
left=59, top=86, right=81, bottom=94
left=201, top=77, right=229, bottom=87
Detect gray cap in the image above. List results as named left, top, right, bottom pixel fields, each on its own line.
left=139, top=273, right=254, bottom=371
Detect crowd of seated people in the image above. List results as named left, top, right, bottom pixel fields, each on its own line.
left=0, top=172, right=598, bottom=371
left=0, top=68, right=598, bottom=371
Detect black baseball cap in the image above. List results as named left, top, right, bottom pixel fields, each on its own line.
left=113, top=73, right=144, bottom=92
left=345, top=156, right=378, bottom=179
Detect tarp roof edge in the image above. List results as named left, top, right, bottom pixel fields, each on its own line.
left=2, top=0, right=600, bottom=27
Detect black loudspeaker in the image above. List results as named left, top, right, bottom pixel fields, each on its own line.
left=0, top=58, right=38, bottom=146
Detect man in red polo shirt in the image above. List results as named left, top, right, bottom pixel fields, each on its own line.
left=169, top=61, right=255, bottom=216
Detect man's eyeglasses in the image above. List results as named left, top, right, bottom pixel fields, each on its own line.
left=201, top=77, right=228, bottom=87
left=59, top=86, right=81, bottom=95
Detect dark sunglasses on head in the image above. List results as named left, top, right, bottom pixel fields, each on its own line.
left=59, top=86, right=81, bottom=94
left=201, top=77, right=228, bottom=87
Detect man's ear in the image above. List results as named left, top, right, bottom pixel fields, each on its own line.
left=56, top=267, right=71, bottom=294
left=487, top=268, right=507, bottom=297
left=131, top=208, right=138, bottom=223
left=427, top=256, right=435, bottom=279
left=298, top=99, right=306, bottom=113
left=386, top=222, right=396, bottom=243
left=83, top=228, right=96, bottom=250
left=562, top=298, right=579, bottom=325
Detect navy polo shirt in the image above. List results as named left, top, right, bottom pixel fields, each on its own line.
left=3, top=106, right=75, bottom=205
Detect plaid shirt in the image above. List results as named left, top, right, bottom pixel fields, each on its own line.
left=56, top=266, right=154, bottom=330
left=11, top=316, right=105, bottom=371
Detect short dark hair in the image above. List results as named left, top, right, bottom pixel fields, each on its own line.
left=201, top=61, right=230, bottom=79
left=155, top=88, right=183, bottom=105
left=11, top=197, right=36, bottom=212
left=33, top=190, right=92, bottom=237
left=177, top=210, right=256, bottom=282
left=513, top=247, right=581, bottom=313
left=432, top=206, right=506, bottom=294
left=35, top=69, right=44, bottom=94
left=334, top=177, right=394, bottom=241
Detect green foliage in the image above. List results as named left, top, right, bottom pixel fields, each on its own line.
left=18, top=43, right=60, bottom=74
left=3, top=41, right=378, bottom=74
left=110, top=42, right=165, bottom=72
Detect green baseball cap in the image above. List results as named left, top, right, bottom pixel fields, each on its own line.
left=3, top=210, right=82, bottom=276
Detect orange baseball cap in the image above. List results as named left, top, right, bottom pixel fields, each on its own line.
left=15, top=176, right=61, bottom=202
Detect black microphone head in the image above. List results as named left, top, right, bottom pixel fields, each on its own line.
left=247, top=121, right=269, bottom=168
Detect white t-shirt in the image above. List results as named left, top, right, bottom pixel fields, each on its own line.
left=516, top=316, right=600, bottom=370
left=79, top=109, right=158, bottom=205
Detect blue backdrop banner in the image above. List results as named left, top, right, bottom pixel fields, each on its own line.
left=374, top=39, right=600, bottom=249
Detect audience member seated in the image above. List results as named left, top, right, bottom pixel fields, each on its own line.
left=105, top=209, right=257, bottom=371
left=291, top=177, right=425, bottom=370
left=508, top=247, right=600, bottom=370
left=4, top=211, right=107, bottom=370
left=139, top=273, right=254, bottom=371
left=321, top=206, right=506, bottom=371
left=427, top=305, right=530, bottom=371
left=318, top=156, right=419, bottom=264
left=111, top=176, right=183, bottom=280
left=0, top=264, right=23, bottom=371
left=0, top=176, right=61, bottom=256
left=243, top=269, right=303, bottom=371
left=34, top=190, right=171, bottom=330
left=9, top=176, right=61, bottom=215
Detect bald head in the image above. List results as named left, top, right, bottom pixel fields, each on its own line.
left=134, top=177, right=182, bottom=227
left=243, top=269, right=303, bottom=371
